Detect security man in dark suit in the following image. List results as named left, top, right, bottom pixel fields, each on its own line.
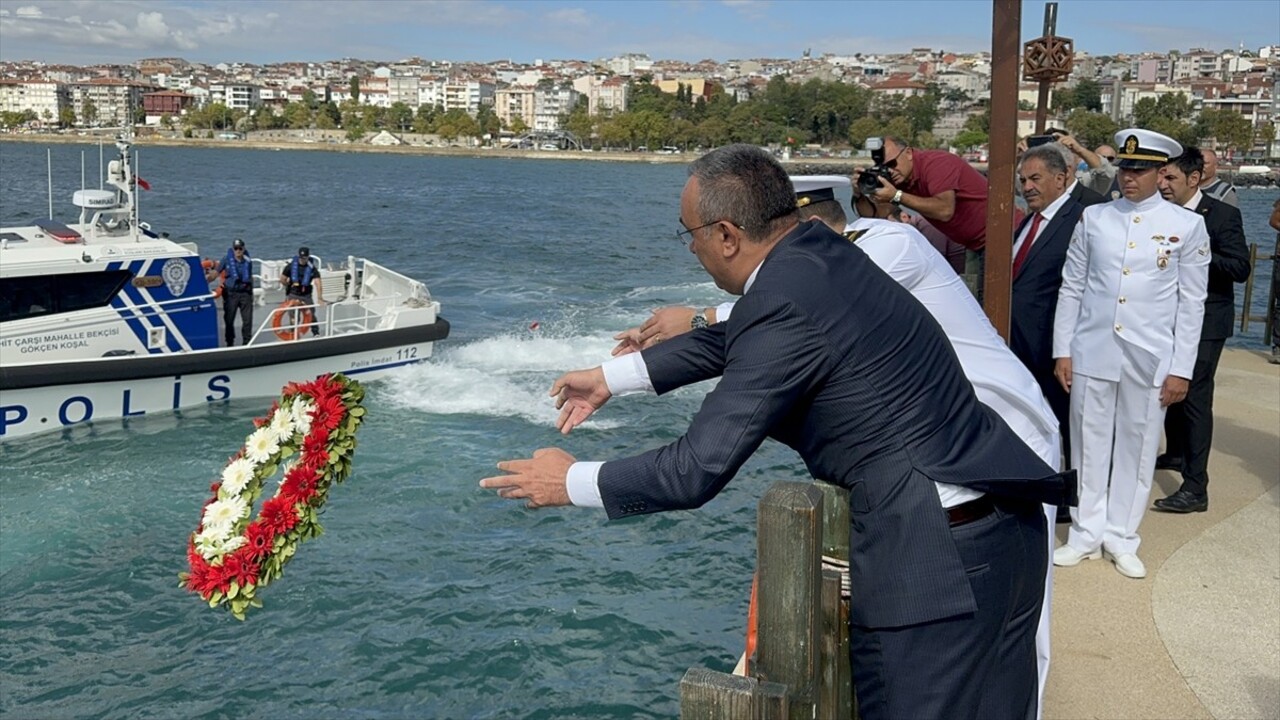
left=1152, top=146, right=1251, bottom=513
left=1011, top=144, right=1087, bottom=468
left=483, top=145, right=1075, bottom=720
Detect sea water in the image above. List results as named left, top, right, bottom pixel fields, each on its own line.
left=0, top=141, right=1276, bottom=719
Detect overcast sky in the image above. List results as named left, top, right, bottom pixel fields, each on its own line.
left=1, top=0, right=1277, bottom=66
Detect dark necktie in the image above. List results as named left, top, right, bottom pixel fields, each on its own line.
left=1012, top=212, right=1043, bottom=278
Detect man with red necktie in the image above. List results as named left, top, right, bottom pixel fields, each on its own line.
left=1010, top=143, right=1086, bottom=473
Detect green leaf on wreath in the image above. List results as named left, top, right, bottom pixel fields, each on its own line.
left=227, top=581, right=239, bottom=600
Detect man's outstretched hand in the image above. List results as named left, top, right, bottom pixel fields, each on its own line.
left=611, top=306, right=698, bottom=356
left=550, top=367, right=612, bottom=435
left=480, top=448, right=576, bottom=508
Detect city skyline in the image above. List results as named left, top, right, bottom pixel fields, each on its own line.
left=0, top=0, right=1277, bottom=67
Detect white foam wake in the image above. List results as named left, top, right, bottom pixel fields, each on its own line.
left=380, top=330, right=624, bottom=429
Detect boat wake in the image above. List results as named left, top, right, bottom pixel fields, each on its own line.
left=380, top=329, right=625, bottom=429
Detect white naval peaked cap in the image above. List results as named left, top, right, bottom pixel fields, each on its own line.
left=791, top=175, right=852, bottom=208
left=1113, top=128, right=1183, bottom=169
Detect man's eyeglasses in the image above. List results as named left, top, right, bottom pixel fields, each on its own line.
left=675, top=218, right=737, bottom=246
left=883, top=145, right=909, bottom=170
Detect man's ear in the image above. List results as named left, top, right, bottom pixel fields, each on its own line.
left=719, top=222, right=743, bottom=258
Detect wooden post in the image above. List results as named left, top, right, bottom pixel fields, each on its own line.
left=680, top=668, right=789, bottom=720
left=1034, top=3, right=1058, bottom=133
left=984, top=0, right=1021, bottom=340
left=1241, top=242, right=1257, bottom=334
left=815, top=482, right=850, bottom=561
left=819, top=569, right=856, bottom=719
left=756, top=481, right=824, bottom=717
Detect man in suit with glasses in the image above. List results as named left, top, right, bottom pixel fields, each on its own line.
left=483, top=144, right=1074, bottom=720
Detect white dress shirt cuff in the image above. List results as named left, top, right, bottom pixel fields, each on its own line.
left=566, top=461, right=605, bottom=508
left=601, top=353, right=654, bottom=395
left=715, top=301, right=736, bottom=323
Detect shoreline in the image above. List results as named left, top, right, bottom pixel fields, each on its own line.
left=0, top=132, right=865, bottom=169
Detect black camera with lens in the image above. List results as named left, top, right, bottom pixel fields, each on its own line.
left=855, top=137, right=894, bottom=195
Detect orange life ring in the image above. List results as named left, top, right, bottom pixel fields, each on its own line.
left=271, top=299, right=314, bottom=341
left=744, top=573, right=758, bottom=675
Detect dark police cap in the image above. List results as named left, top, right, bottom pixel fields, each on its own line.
left=232, top=238, right=245, bottom=249
left=298, top=246, right=310, bottom=257
left=1113, top=128, right=1182, bottom=170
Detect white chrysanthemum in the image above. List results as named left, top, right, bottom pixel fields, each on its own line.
left=244, top=426, right=280, bottom=464
left=220, top=458, right=255, bottom=497
left=290, top=400, right=315, bottom=435
left=202, top=495, right=249, bottom=534
left=267, top=409, right=295, bottom=444
left=219, top=536, right=247, bottom=554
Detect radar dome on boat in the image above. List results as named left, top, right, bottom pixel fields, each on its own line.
left=73, top=189, right=117, bottom=209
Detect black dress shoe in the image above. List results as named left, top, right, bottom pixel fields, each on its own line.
left=1152, top=490, right=1208, bottom=513
left=1155, top=454, right=1183, bottom=471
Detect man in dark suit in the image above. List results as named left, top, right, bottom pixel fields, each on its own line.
left=483, top=145, right=1074, bottom=719
left=1011, top=144, right=1087, bottom=470
left=1152, top=147, right=1251, bottom=513
left=1069, top=177, right=1107, bottom=207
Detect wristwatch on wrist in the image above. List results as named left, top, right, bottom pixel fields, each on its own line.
left=690, top=310, right=709, bottom=330
left=891, top=189, right=904, bottom=206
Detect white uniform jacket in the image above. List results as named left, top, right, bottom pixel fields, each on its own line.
left=847, top=218, right=1061, bottom=463
left=1052, top=193, right=1210, bottom=386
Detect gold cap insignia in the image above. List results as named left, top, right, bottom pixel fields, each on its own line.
left=1124, top=135, right=1139, bottom=154
left=797, top=197, right=812, bottom=208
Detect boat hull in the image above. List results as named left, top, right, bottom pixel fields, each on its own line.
left=0, top=320, right=448, bottom=440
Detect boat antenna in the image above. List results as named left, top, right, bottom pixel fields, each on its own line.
left=47, top=149, right=53, bottom=219
left=81, top=150, right=86, bottom=194
left=99, top=138, right=105, bottom=190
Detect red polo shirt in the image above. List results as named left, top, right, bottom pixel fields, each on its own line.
left=906, top=150, right=990, bottom=251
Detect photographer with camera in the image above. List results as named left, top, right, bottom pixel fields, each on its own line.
left=864, top=136, right=994, bottom=297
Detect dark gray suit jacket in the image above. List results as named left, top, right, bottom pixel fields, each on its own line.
left=597, top=221, right=1074, bottom=628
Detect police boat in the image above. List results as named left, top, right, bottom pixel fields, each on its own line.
left=0, top=135, right=450, bottom=441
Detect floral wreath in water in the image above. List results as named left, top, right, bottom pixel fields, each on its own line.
left=178, top=374, right=366, bottom=620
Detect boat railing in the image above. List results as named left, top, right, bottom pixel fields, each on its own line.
left=249, top=288, right=416, bottom=345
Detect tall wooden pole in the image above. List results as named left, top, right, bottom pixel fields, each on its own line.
left=1034, top=3, right=1057, bottom=133
left=984, top=0, right=1020, bottom=340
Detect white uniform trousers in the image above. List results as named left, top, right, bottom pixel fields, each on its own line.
left=1015, top=426, right=1061, bottom=720
left=1066, top=367, right=1166, bottom=556
left=1036, top=502, right=1055, bottom=720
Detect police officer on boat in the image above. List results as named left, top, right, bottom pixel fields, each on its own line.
left=208, top=238, right=254, bottom=346
left=280, top=246, right=325, bottom=337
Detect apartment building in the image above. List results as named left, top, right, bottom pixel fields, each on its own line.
left=533, top=85, right=579, bottom=131
left=494, top=85, right=535, bottom=129
left=208, top=82, right=262, bottom=111
left=0, top=80, right=69, bottom=124
left=66, top=78, right=152, bottom=127
left=141, top=90, right=194, bottom=125
left=570, top=75, right=629, bottom=115
left=387, top=75, right=420, bottom=108
left=441, top=80, right=494, bottom=115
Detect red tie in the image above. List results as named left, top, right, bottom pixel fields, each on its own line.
left=1012, top=212, right=1043, bottom=278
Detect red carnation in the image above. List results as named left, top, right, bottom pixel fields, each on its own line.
left=243, top=522, right=275, bottom=559
left=209, top=481, right=221, bottom=494
left=302, top=428, right=329, bottom=458
left=224, top=548, right=261, bottom=587
left=309, top=394, right=346, bottom=434
left=260, top=496, right=301, bottom=536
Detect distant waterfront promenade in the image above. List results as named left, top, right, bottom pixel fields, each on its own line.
left=0, top=132, right=866, bottom=170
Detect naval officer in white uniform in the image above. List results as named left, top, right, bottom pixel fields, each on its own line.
left=1052, top=129, right=1210, bottom=579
